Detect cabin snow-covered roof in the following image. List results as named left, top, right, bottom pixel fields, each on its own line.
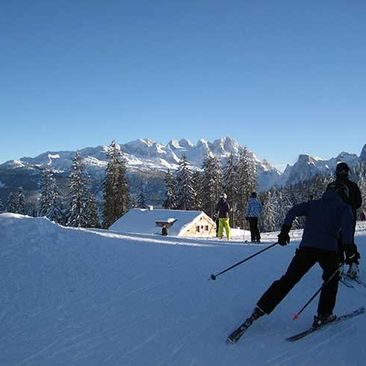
left=109, top=208, right=213, bottom=236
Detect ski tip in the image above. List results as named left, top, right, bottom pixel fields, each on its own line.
left=293, top=314, right=299, bottom=320
left=226, top=337, right=236, bottom=345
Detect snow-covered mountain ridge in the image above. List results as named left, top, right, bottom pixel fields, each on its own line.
left=0, top=137, right=281, bottom=191
left=278, top=150, right=364, bottom=186
left=0, top=138, right=365, bottom=198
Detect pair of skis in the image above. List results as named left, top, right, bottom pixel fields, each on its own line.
left=227, top=306, right=365, bottom=344
left=341, top=274, right=366, bottom=288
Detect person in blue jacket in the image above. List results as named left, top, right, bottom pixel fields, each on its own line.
left=245, top=187, right=355, bottom=328
left=245, top=192, right=262, bottom=243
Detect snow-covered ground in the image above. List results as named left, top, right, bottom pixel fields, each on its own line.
left=1, top=213, right=366, bottom=366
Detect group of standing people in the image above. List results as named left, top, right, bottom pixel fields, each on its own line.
left=215, top=191, right=262, bottom=242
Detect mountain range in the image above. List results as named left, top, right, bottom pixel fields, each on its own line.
left=0, top=137, right=365, bottom=205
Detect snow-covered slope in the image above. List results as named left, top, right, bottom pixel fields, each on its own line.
left=1, top=213, right=366, bottom=366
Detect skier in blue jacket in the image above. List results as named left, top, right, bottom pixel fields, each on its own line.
left=245, top=188, right=355, bottom=328
left=245, top=192, right=262, bottom=243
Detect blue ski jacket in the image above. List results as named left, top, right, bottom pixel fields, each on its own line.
left=245, top=198, right=262, bottom=218
left=283, top=190, right=353, bottom=252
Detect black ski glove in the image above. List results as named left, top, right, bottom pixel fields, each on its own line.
left=344, top=244, right=359, bottom=265
left=278, top=224, right=291, bottom=246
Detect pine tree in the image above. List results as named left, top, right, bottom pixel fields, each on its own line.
left=356, top=162, right=366, bottom=216
left=66, top=151, right=89, bottom=227
left=191, top=170, right=203, bottom=210
left=0, top=197, right=4, bottom=212
left=236, top=148, right=257, bottom=227
left=175, top=154, right=195, bottom=210
left=17, top=188, right=26, bottom=214
left=201, top=155, right=223, bottom=218
left=103, top=141, right=129, bottom=228
left=38, top=169, right=64, bottom=223
left=7, top=188, right=26, bottom=214
left=163, top=169, right=177, bottom=209
left=84, top=193, right=100, bottom=228
left=223, top=153, right=239, bottom=226
left=259, top=191, right=277, bottom=232
left=137, top=180, right=147, bottom=208
left=7, top=192, right=16, bottom=213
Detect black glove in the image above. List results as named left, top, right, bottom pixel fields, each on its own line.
left=278, top=224, right=291, bottom=246
left=344, top=244, right=359, bottom=265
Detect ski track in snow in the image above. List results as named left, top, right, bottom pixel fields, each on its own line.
left=1, top=213, right=366, bottom=366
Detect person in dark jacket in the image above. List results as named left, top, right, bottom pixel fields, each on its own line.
left=240, top=189, right=354, bottom=329
left=215, top=193, right=231, bottom=240
left=245, top=192, right=262, bottom=243
left=326, top=162, right=362, bottom=278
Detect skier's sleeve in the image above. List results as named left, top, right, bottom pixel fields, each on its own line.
left=341, top=204, right=354, bottom=245
left=283, top=202, right=309, bottom=227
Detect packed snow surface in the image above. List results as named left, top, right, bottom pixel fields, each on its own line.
left=1, top=213, right=366, bottom=366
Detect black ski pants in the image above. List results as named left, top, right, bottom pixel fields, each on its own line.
left=256, top=247, right=339, bottom=316
left=248, top=217, right=260, bottom=242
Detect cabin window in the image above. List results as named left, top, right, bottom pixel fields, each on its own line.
left=196, top=226, right=200, bottom=232
left=205, top=225, right=209, bottom=231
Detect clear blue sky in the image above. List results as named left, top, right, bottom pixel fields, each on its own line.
left=1, top=0, right=365, bottom=168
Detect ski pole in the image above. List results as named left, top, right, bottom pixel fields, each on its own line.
left=209, top=242, right=278, bottom=281
left=292, top=265, right=342, bottom=320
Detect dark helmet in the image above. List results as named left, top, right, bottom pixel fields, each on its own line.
left=336, top=162, right=349, bottom=174
left=250, top=192, right=257, bottom=198
left=336, top=161, right=349, bottom=178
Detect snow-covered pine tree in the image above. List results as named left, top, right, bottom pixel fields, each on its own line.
left=259, top=190, right=277, bottom=232
left=235, top=147, right=257, bottom=227
left=7, top=192, right=16, bottom=213
left=163, top=169, right=177, bottom=209
left=103, top=141, right=129, bottom=228
left=66, top=151, right=89, bottom=227
left=0, top=197, right=4, bottom=212
left=175, top=154, right=195, bottom=210
left=16, top=188, right=26, bottom=214
left=38, top=169, right=64, bottom=223
left=271, top=189, right=289, bottom=230
left=7, top=188, right=26, bottom=214
left=355, top=162, right=366, bottom=216
left=223, top=153, right=238, bottom=226
left=137, top=180, right=147, bottom=209
left=201, top=155, right=223, bottom=218
left=84, top=193, right=100, bottom=228
left=191, top=170, right=203, bottom=211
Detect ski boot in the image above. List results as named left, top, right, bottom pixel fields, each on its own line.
left=347, top=263, right=360, bottom=279
left=312, top=313, right=337, bottom=328
left=227, top=306, right=265, bottom=344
